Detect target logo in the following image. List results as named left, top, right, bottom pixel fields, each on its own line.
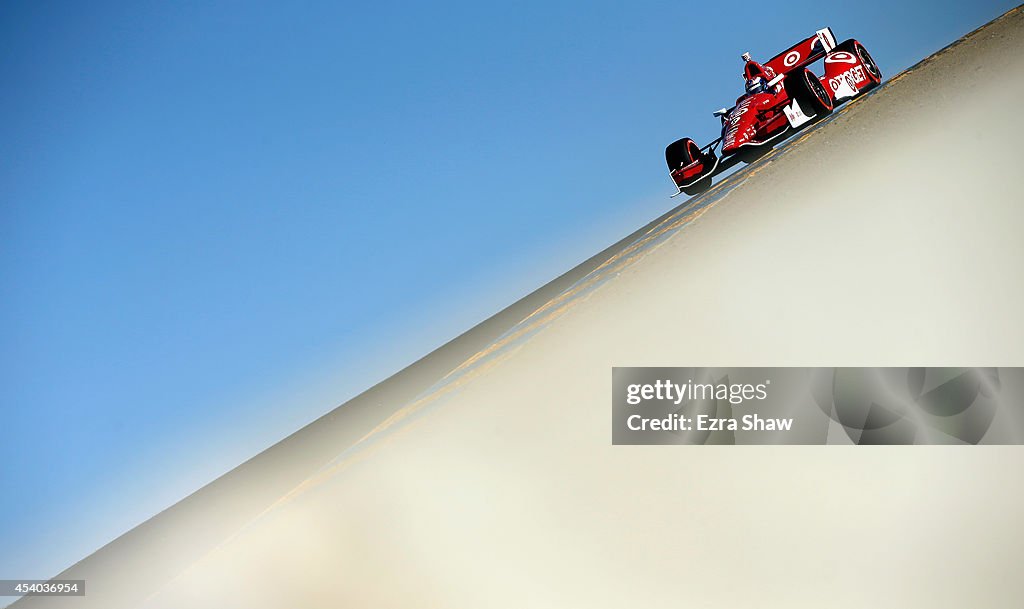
left=783, top=51, right=801, bottom=66
left=828, top=66, right=867, bottom=91
left=825, top=51, right=857, bottom=64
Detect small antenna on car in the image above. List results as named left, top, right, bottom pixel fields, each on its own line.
left=741, top=52, right=752, bottom=62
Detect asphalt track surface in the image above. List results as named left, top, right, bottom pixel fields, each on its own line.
left=13, top=6, right=1024, bottom=608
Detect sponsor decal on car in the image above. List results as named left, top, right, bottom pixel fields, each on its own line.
left=828, top=65, right=866, bottom=92
left=824, top=51, right=857, bottom=64
left=722, top=96, right=757, bottom=148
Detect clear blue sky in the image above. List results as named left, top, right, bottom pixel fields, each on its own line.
left=1, top=0, right=1015, bottom=579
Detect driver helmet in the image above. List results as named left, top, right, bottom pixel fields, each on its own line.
left=741, top=52, right=771, bottom=95
left=745, top=76, right=767, bottom=95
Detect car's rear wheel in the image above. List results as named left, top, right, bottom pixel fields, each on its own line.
left=785, top=67, right=834, bottom=117
left=836, top=39, right=882, bottom=91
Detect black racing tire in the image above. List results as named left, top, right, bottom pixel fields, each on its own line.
left=784, top=67, right=834, bottom=117
left=835, top=39, right=882, bottom=91
left=681, top=138, right=703, bottom=165
left=665, top=137, right=712, bottom=172
left=666, top=137, right=718, bottom=194
left=681, top=176, right=712, bottom=197
left=736, top=142, right=775, bottom=164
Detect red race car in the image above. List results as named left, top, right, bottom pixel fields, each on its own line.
left=666, top=28, right=881, bottom=196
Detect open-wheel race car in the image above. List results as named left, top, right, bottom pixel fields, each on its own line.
left=667, top=28, right=881, bottom=196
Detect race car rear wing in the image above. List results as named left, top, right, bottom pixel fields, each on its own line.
left=763, top=27, right=838, bottom=77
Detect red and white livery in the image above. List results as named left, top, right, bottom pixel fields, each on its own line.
left=666, top=28, right=881, bottom=196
